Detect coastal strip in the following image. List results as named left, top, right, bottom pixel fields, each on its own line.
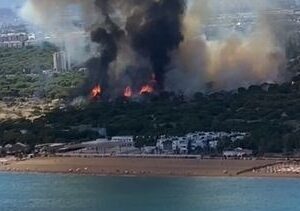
left=0, top=156, right=286, bottom=177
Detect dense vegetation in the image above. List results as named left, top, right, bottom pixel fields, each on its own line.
left=1, top=36, right=300, bottom=155
left=0, top=72, right=85, bottom=99
left=2, top=79, right=300, bottom=154
left=0, top=42, right=57, bottom=74
left=0, top=42, right=86, bottom=99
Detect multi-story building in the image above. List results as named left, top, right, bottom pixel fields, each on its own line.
left=111, top=136, right=134, bottom=147
left=53, top=51, right=71, bottom=72
left=0, top=32, right=36, bottom=48
left=156, top=132, right=248, bottom=155
left=0, top=33, right=28, bottom=42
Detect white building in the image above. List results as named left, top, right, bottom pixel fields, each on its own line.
left=157, top=136, right=175, bottom=153
left=157, top=136, right=189, bottom=154
left=172, top=137, right=189, bottom=154
left=142, top=146, right=156, bottom=154
left=78, top=137, right=135, bottom=154
left=156, top=131, right=248, bottom=155
left=223, top=148, right=253, bottom=158
left=0, top=33, right=28, bottom=42
left=187, top=131, right=247, bottom=149
left=53, top=51, right=71, bottom=72
left=0, top=41, right=23, bottom=48
left=209, top=140, right=219, bottom=149
left=111, top=136, right=134, bottom=146
left=0, top=33, right=35, bottom=48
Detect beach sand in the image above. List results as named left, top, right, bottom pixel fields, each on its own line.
left=0, top=156, right=286, bottom=177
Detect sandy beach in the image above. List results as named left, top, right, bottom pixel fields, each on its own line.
left=0, top=156, right=295, bottom=177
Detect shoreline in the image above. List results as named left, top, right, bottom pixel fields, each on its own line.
left=3, top=170, right=300, bottom=180
left=1, top=156, right=300, bottom=178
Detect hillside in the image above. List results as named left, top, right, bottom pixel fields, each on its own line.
left=0, top=42, right=56, bottom=74
left=2, top=79, right=300, bottom=154
left=0, top=37, right=300, bottom=154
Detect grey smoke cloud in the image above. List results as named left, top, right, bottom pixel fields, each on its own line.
left=21, top=0, right=287, bottom=95
left=20, top=0, right=99, bottom=66
left=167, top=0, right=286, bottom=93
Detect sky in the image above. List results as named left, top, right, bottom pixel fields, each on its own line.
left=0, top=0, right=24, bottom=8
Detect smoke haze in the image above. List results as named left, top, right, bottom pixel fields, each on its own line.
left=168, top=0, right=286, bottom=93
left=21, top=0, right=287, bottom=95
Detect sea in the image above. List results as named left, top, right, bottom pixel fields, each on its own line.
left=0, top=173, right=299, bottom=211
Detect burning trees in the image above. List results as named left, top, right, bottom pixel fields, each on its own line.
left=23, top=0, right=286, bottom=97
left=82, top=0, right=185, bottom=99
left=124, top=86, right=133, bottom=98
left=90, top=72, right=157, bottom=101
left=90, top=83, right=155, bottom=101
left=139, top=85, right=154, bottom=95
left=90, top=85, right=102, bottom=99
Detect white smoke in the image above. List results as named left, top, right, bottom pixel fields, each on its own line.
left=21, top=0, right=287, bottom=93
left=20, top=0, right=100, bottom=66
left=166, top=0, right=286, bottom=93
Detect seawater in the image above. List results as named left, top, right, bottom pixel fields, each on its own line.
left=0, top=173, right=299, bottom=211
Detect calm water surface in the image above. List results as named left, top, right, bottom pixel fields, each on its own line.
left=0, top=173, right=299, bottom=211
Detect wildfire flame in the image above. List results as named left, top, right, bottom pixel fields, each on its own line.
left=140, top=84, right=154, bottom=95
left=91, top=84, right=102, bottom=98
left=124, top=86, right=133, bottom=98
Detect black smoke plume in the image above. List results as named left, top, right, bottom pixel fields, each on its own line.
left=126, top=0, right=185, bottom=89
left=22, top=0, right=286, bottom=96
left=85, top=14, right=124, bottom=95
left=85, top=0, right=186, bottom=93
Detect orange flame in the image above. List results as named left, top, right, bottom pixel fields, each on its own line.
left=140, top=84, right=154, bottom=95
left=124, top=86, right=133, bottom=98
left=91, top=84, right=102, bottom=98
